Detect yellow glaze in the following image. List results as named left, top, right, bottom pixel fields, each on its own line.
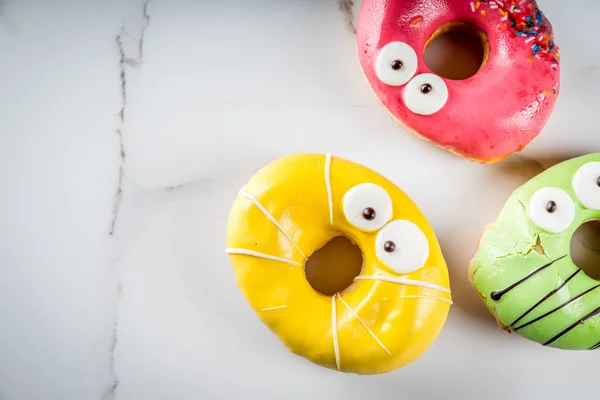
left=226, top=154, right=451, bottom=375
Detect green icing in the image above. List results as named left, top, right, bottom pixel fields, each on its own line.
left=471, top=153, right=600, bottom=350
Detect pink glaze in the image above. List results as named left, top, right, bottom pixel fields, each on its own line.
left=357, top=0, right=560, bottom=162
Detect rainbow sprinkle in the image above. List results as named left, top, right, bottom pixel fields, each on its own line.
left=473, top=0, right=559, bottom=64
left=410, top=16, right=423, bottom=26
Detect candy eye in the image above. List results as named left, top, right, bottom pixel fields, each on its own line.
left=342, top=183, right=393, bottom=232
left=529, top=187, right=575, bottom=233
left=375, top=42, right=418, bottom=86
left=572, top=162, right=600, bottom=210
left=403, top=73, right=449, bottom=115
left=375, top=220, right=429, bottom=274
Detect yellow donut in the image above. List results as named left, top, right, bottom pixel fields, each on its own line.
left=226, top=153, right=451, bottom=375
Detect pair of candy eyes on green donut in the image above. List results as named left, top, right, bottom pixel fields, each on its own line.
left=526, top=162, right=600, bottom=234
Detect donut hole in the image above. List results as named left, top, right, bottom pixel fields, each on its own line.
left=424, top=21, right=489, bottom=80
left=304, top=236, right=363, bottom=296
left=570, top=221, right=600, bottom=281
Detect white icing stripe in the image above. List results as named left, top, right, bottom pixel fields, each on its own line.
left=325, top=153, right=333, bottom=225
left=332, top=295, right=340, bottom=371
left=355, top=276, right=452, bottom=294
left=337, top=295, right=391, bottom=355
left=225, top=249, right=302, bottom=266
left=262, top=305, right=288, bottom=311
left=239, top=189, right=308, bottom=260
left=398, top=295, right=453, bottom=305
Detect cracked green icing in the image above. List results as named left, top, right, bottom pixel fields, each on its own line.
left=470, top=153, right=600, bottom=350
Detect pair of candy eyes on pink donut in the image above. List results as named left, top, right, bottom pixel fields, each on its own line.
left=375, top=42, right=448, bottom=116
left=343, top=183, right=429, bottom=275
left=529, top=162, right=600, bottom=234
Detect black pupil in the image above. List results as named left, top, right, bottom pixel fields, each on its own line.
left=362, top=207, right=376, bottom=221
left=421, top=84, right=432, bottom=94
left=391, top=60, right=403, bottom=70
left=597, top=176, right=600, bottom=187
left=546, top=201, right=557, bottom=213
left=384, top=241, right=396, bottom=253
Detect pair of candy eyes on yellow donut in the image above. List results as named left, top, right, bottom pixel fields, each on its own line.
left=342, top=183, right=429, bottom=275
left=528, top=162, right=600, bottom=234
left=375, top=41, right=449, bottom=116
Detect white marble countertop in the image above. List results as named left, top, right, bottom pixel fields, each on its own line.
left=1, top=0, right=600, bottom=399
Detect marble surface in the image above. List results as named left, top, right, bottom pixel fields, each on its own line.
left=1, top=0, right=599, bottom=399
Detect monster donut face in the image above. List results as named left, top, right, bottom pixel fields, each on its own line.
left=226, top=154, right=451, bottom=374
left=470, top=154, right=600, bottom=350
left=374, top=41, right=449, bottom=116
left=357, top=0, right=560, bottom=162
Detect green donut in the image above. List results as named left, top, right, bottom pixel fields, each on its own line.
left=470, top=153, right=600, bottom=350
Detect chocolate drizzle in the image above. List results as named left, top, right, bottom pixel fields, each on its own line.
left=543, top=305, right=600, bottom=346
left=509, top=269, right=580, bottom=328
left=514, top=283, right=600, bottom=331
left=589, top=341, right=600, bottom=350
left=490, top=255, right=567, bottom=301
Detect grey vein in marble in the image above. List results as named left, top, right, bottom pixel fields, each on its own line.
left=110, top=0, right=152, bottom=236
left=103, top=282, right=122, bottom=400
left=139, top=0, right=150, bottom=63
left=166, top=179, right=214, bottom=195
left=339, top=0, right=357, bottom=34
left=104, top=32, right=128, bottom=400
left=106, top=3, right=153, bottom=398
left=110, top=34, right=127, bottom=237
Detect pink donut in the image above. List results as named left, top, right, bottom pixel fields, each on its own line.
left=357, top=0, right=560, bottom=163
